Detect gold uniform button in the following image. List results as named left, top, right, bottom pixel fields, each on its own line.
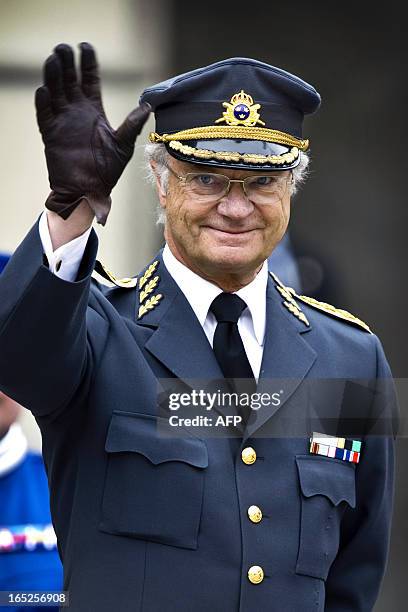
left=241, top=447, right=257, bottom=465
left=247, top=505, right=263, bottom=523
left=248, top=565, right=264, bottom=584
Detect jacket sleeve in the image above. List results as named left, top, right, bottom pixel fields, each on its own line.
left=0, top=219, right=104, bottom=418
left=325, top=335, right=398, bottom=611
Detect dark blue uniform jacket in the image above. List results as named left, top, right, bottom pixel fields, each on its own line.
left=0, top=221, right=396, bottom=611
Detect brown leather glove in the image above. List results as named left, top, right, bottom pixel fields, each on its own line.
left=35, top=42, right=151, bottom=225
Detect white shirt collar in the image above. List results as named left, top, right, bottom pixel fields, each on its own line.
left=235, top=261, right=268, bottom=346
left=162, top=244, right=268, bottom=345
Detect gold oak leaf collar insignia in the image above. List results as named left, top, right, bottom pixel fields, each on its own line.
left=139, top=261, right=159, bottom=289
left=269, top=271, right=309, bottom=327
left=138, top=294, right=163, bottom=319
left=140, top=276, right=159, bottom=303
left=137, top=260, right=164, bottom=320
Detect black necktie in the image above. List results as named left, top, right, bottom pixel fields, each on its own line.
left=210, top=293, right=256, bottom=424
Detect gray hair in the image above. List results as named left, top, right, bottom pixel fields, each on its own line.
left=144, top=142, right=310, bottom=225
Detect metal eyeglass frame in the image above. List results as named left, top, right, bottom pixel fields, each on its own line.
left=165, top=164, right=294, bottom=201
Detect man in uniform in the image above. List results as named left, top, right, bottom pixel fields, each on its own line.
left=0, top=43, right=396, bottom=611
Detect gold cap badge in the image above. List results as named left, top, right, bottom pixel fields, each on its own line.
left=215, top=90, right=265, bottom=127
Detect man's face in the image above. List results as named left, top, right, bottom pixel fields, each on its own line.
left=154, top=157, right=292, bottom=288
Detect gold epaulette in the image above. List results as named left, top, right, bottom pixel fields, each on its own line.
left=93, top=260, right=137, bottom=289
left=293, top=293, right=372, bottom=333
left=269, top=271, right=371, bottom=333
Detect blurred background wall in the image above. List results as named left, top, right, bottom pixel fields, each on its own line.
left=0, top=0, right=406, bottom=609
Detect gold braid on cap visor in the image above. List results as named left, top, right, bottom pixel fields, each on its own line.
left=149, top=126, right=309, bottom=165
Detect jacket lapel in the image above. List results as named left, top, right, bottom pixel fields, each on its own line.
left=136, top=254, right=224, bottom=385
left=136, top=255, right=241, bottom=425
left=244, top=275, right=317, bottom=440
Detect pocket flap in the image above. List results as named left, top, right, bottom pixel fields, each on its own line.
left=105, top=411, right=208, bottom=468
left=296, top=455, right=356, bottom=508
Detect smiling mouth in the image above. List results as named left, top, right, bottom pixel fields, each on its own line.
left=205, top=227, right=258, bottom=235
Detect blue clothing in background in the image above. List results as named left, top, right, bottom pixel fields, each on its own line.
left=0, top=451, right=62, bottom=611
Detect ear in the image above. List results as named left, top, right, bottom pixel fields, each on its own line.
left=150, top=161, right=167, bottom=207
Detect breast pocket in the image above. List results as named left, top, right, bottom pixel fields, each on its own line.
left=295, top=455, right=356, bottom=580
left=99, top=411, right=208, bottom=550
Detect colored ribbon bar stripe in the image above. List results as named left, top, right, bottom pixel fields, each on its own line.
left=309, top=432, right=361, bottom=463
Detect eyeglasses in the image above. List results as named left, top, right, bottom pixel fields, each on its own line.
left=166, top=165, right=293, bottom=205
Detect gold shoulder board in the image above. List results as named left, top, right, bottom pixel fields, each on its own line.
left=293, top=293, right=372, bottom=334
left=269, top=272, right=371, bottom=333
left=93, top=260, right=137, bottom=289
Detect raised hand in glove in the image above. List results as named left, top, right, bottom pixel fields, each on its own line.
left=35, top=42, right=151, bottom=225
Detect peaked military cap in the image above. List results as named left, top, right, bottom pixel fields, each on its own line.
left=140, top=57, right=321, bottom=171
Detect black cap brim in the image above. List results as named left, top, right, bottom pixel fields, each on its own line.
left=166, top=138, right=300, bottom=171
